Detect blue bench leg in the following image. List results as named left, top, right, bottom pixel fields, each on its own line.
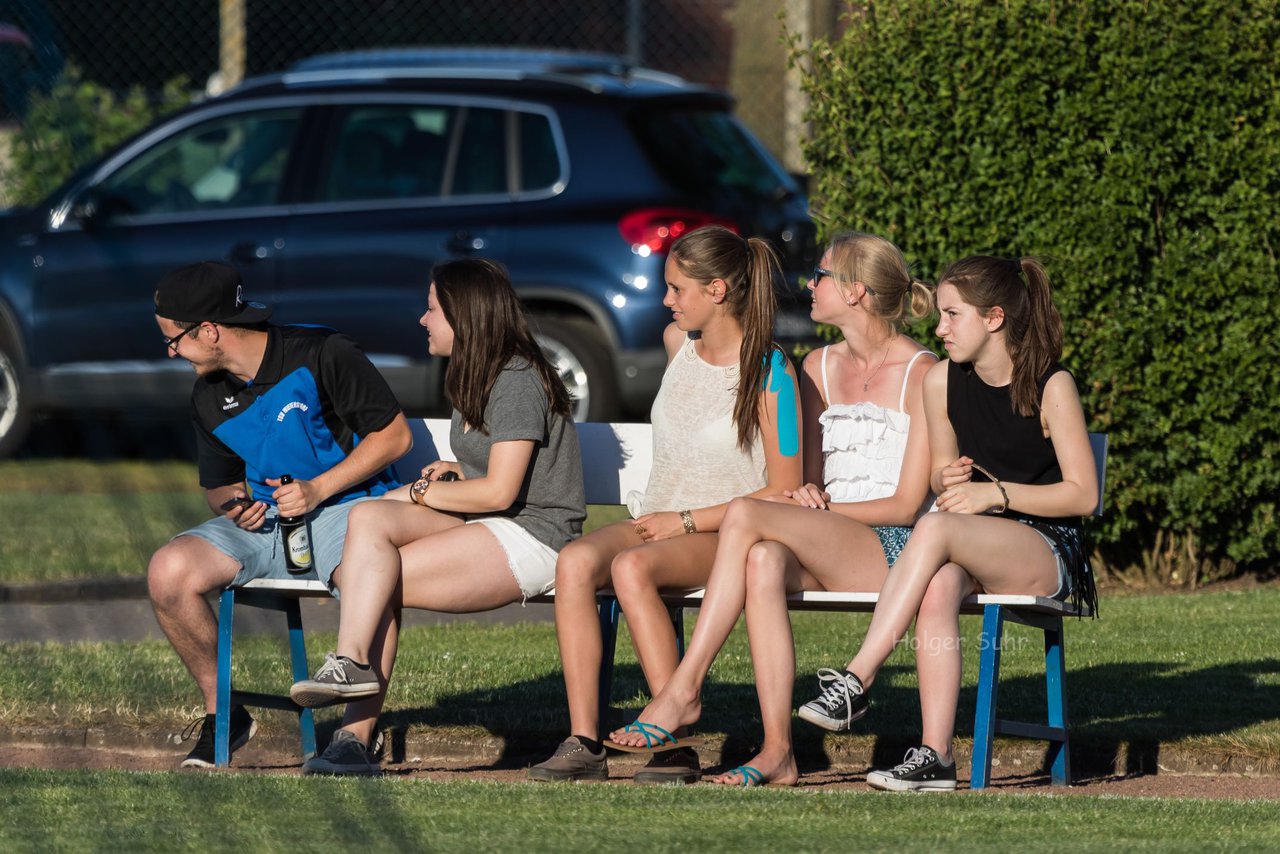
left=1044, top=618, right=1070, bottom=785
left=971, top=604, right=1005, bottom=790
left=285, top=598, right=317, bottom=762
left=215, top=589, right=235, bottom=768
left=668, top=606, right=685, bottom=660
left=597, top=595, right=621, bottom=729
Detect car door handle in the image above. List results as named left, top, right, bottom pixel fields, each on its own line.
left=229, top=242, right=271, bottom=264
left=446, top=232, right=485, bottom=254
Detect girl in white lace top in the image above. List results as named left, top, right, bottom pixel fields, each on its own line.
left=607, top=232, right=936, bottom=786
left=530, top=225, right=804, bottom=783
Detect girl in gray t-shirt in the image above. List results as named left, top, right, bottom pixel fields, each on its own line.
left=289, top=258, right=585, bottom=776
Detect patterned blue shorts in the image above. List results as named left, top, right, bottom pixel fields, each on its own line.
left=873, top=525, right=912, bottom=567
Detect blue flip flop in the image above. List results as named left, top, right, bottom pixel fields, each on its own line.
left=604, top=720, right=704, bottom=754
left=721, top=765, right=764, bottom=788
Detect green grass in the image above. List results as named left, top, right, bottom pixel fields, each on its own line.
left=0, top=459, right=630, bottom=584
left=3, top=589, right=1278, bottom=762
left=3, top=770, right=1279, bottom=853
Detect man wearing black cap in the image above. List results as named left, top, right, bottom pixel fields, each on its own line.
left=149, top=261, right=412, bottom=768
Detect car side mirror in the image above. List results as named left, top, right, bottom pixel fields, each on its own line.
left=70, top=188, right=132, bottom=231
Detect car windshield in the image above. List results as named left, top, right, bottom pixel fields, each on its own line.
left=631, top=108, right=792, bottom=203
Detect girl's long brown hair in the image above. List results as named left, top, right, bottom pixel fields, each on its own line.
left=432, top=258, right=572, bottom=431
left=669, top=225, right=782, bottom=450
left=938, top=255, right=1063, bottom=416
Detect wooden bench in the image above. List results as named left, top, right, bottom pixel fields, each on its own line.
left=216, top=418, right=1106, bottom=787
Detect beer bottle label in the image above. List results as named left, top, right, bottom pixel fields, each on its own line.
left=286, top=525, right=313, bottom=569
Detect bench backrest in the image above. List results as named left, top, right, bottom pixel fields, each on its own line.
left=397, top=419, right=653, bottom=505
left=398, top=419, right=1108, bottom=515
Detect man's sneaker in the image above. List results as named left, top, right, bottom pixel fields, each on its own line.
left=797, top=667, right=869, bottom=732
left=290, top=652, right=380, bottom=707
left=302, top=729, right=382, bottom=776
left=528, top=737, right=608, bottom=782
left=632, top=746, right=700, bottom=785
left=179, top=705, right=257, bottom=769
left=866, top=746, right=957, bottom=792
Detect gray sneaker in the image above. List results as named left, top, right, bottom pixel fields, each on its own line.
left=303, top=729, right=382, bottom=776
left=290, top=652, right=380, bottom=708
left=528, top=737, right=609, bottom=782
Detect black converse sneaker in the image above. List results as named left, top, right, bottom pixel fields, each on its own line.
left=797, top=667, right=869, bottom=732
left=179, top=705, right=257, bottom=769
left=866, top=746, right=957, bottom=792
left=290, top=652, right=380, bottom=707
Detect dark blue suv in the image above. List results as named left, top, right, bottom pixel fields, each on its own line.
left=0, top=49, right=816, bottom=455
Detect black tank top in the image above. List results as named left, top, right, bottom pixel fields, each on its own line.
left=946, top=359, right=1076, bottom=527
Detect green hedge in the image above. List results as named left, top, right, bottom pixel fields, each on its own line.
left=3, top=65, right=190, bottom=207
left=794, top=1, right=1279, bottom=581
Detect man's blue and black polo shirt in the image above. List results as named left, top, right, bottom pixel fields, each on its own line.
left=191, top=325, right=402, bottom=507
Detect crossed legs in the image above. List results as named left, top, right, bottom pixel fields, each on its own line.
left=608, top=496, right=890, bottom=776
left=843, top=512, right=1059, bottom=759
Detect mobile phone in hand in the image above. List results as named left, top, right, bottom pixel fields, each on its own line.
left=220, top=496, right=253, bottom=512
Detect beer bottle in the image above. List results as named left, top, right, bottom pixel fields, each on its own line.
left=278, top=474, right=313, bottom=574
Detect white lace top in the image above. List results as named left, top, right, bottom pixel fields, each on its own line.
left=628, top=335, right=767, bottom=516
left=819, top=345, right=932, bottom=503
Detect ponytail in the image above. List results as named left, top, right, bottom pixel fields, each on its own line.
left=906, top=276, right=935, bottom=320
left=734, top=237, right=782, bottom=450
left=1009, top=257, right=1063, bottom=416
left=669, top=226, right=781, bottom=450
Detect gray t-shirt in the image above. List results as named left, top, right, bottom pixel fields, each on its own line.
left=449, top=359, right=586, bottom=551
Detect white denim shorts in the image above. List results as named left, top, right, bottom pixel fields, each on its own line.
left=467, top=517, right=558, bottom=600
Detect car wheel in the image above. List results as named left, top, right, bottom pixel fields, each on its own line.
left=0, top=336, right=33, bottom=457
left=532, top=316, right=619, bottom=422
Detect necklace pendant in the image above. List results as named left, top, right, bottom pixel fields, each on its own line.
left=863, top=381, right=870, bottom=391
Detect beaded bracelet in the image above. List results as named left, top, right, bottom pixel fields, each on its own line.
left=969, top=462, right=1010, bottom=514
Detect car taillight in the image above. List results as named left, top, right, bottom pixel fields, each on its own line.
left=618, top=208, right=739, bottom=256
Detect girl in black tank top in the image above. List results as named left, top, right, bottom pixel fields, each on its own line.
left=797, top=256, right=1099, bottom=792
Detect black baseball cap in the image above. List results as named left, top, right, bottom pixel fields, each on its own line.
left=154, top=261, right=273, bottom=324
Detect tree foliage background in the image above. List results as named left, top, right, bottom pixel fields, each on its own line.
left=795, top=1, right=1279, bottom=585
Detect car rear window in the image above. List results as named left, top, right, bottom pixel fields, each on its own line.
left=631, top=108, right=791, bottom=202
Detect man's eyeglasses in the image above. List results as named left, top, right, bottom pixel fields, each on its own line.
left=162, top=324, right=200, bottom=353
left=810, top=267, right=876, bottom=296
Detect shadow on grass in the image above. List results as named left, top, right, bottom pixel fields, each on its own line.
left=310, top=657, right=1280, bottom=782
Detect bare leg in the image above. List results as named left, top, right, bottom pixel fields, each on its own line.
left=332, top=523, right=521, bottom=741
left=610, top=496, right=888, bottom=747
left=553, top=522, right=643, bottom=741
left=334, top=499, right=463, bottom=664
left=147, top=536, right=242, bottom=712
left=707, top=541, right=804, bottom=786
left=847, top=513, right=1059, bottom=688
left=609, top=533, right=720, bottom=712
left=913, top=563, right=973, bottom=764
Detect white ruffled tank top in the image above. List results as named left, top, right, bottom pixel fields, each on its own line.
left=819, top=345, right=932, bottom=503
left=629, top=335, right=767, bottom=516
